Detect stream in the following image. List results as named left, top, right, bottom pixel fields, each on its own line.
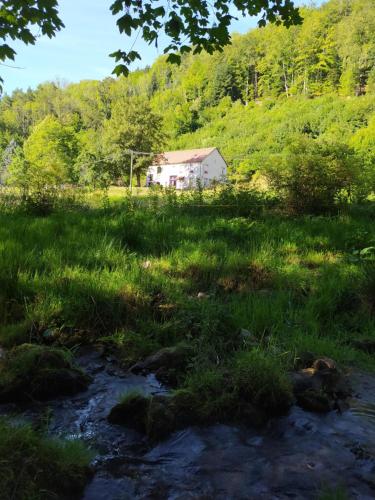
left=2, top=347, right=375, bottom=499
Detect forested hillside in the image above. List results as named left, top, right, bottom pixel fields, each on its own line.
left=0, top=0, right=374, bottom=186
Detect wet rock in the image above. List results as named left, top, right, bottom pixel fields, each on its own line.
left=107, top=393, right=150, bottom=433
left=290, top=370, right=316, bottom=394
left=293, top=351, right=315, bottom=370
left=349, top=443, right=372, bottom=461
left=154, top=366, right=180, bottom=386
left=296, top=389, right=331, bottom=413
left=313, top=357, right=337, bottom=372
left=291, top=355, right=351, bottom=414
left=130, top=345, right=192, bottom=385
left=239, top=402, right=267, bottom=428
left=30, top=368, right=91, bottom=400
left=0, top=344, right=91, bottom=403
left=108, top=392, right=188, bottom=441
left=170, top=389, right=200, bottom=428
left=147, top=395, right=176, bottom=441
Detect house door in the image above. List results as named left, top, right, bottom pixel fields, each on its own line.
left=169, top=175, right=177, bottom=187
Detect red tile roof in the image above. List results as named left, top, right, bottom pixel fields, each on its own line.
left=153, top=148, right=216, bottom=165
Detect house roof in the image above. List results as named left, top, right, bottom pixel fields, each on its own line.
left=154, top=147, right=217, bottom=165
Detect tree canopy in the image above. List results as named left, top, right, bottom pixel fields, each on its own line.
left=0, top=0, right=302, bottom=83
left=0, top=0, right=64, bottom=86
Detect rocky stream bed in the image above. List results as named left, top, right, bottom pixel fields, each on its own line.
left=1, top=347, right=375, bottom=500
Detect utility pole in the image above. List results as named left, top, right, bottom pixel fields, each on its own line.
left=126, top=148, right=155, bottom=194
left=129, top=150, right=134, bottom=193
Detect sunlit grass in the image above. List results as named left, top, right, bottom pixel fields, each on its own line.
left=0, top=195, right=374, bottom=372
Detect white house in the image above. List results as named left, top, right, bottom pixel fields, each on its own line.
left=147, top=147, right=227, bottom=189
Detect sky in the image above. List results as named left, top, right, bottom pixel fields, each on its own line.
left=1, top=0, right=323, bottom=94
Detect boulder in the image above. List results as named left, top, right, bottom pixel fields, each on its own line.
left=130, top=344, right=192, bottom=385
left=291, top=355, right=351, bottom=414
left=0, top=344, right=91, bottom=403
left=30, top=368, right=91, bottom=400
left=146, top=396, right=176, bottom=441
left=107, top=393, right=149, bottom=433
left=296, top=389, right=331, bottom=413
left=293, top=351, right=315, bottom=370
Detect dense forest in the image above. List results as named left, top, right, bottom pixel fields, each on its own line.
left=0, top=0, right=374, bottom=190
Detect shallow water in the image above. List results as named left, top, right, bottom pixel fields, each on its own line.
left=3, top=349, right=375, bottom=499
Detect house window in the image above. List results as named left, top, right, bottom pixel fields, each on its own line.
left=157, top=166, right=162, bottom=174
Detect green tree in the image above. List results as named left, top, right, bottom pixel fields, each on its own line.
left=103, top=98, right=166, bottom=186
left=350, top=115, right=375, bottom=193
left=9, top=116, right=79, bottom=191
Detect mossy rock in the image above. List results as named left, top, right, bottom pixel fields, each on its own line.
left=297, top=389, right=331, bottom=413
left=291, top=355, right=351, bottom=413
left=109, top=352, right=295, bottom=442
left=233, top=351, right=293, bottom=416
left=130, top=344, right=193, bottom=386
left=146, top=395, right=176, bottom=441
left=0, top=344, right=91, bottom=403
left=107, top=392, right=150, bottom=433
left=293, top=351, right=315, bottom=370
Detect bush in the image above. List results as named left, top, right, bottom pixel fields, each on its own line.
left=0, top=418, right=92, bottom=500
left=263, top=137, right=363, bottom=214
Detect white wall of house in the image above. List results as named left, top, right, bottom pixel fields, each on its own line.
left=147, top=149, right=227, bottom=189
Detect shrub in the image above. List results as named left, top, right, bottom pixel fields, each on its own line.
left=0, top=418, right=92, bottom=500
left=263, top=136, right=363, bottom=214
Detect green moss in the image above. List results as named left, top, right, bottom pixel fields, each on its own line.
left=0, top=418, right=92, bottom=500
left=0, top=344, right=91, bottom=402
left=180, top=370, right=238, bottom=422
left=233, top=351, right=293, bottom=415
left=108, top=391, right=150, bottom=432
left=109, top=351, right=294, bottom=441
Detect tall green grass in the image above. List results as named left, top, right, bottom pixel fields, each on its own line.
left=0, top=193, right=374, bottom=370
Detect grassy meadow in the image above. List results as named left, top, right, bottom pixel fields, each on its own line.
left=1, top=186, right=374, bottom=497
left=1, top=188, right=374, bottom=373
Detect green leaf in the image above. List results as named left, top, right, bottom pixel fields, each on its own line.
left=166, top=53, right=181, bottom=65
